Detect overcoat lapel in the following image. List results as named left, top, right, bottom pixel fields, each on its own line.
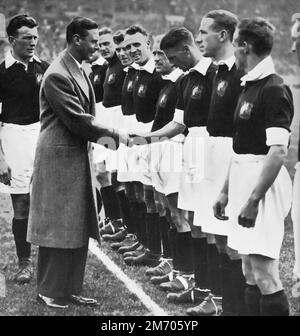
left=61, top=50, right=90, bottom=102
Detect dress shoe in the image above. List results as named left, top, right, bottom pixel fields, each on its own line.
left=100, top=219, right=124, bottom=235
left=186, top=293, right=223, bottom=316
left=37, top=293, right=69, bottom=309
left=102, top=228, right=127, bottom=242
left=167, top=287, right=211, bottom=304
left=146, top=259, right=173, bottom=277
left=118, top=241, right=141, bottom=254
left=14, top=259, right=33, bottom=284
left=159, top=274, right=194, bottom=292
left=124, top=250, right=160, bottom=267
left=68, top=295, right=98, bottom=306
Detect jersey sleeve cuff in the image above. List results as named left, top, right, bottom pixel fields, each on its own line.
left=266, top=127, right=290, bottom=147
left=173, top=108, right=185, bottom=125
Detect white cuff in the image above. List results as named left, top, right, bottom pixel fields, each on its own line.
left=173, top=108, right=185, bottom=125
left=266, top=127, right=290, bottom=147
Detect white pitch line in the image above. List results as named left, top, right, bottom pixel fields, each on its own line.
left=88, top=239, right=168, bottom=316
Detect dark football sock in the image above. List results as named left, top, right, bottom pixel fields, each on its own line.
left=100, top=186, right=121, bottom=220
left=175, top=231, right=194, bottom=274
left=12, top=218, right=31, bottom=262
left=137, top=202, right=147, bottom=246
left=231, top=259, right=247, bottom=316
left=168, top=228, right=179, bottom=270
left=220, top=253, right=235, bottom=314
left=192, top=237, right=209, bottom=289
left=260, top=290, right=289, bottom=316
left=207, top=243, right=222, bottom=296
left=159, top=216, right=172, bottom=259
left=117, top=190, right=134, bottom=233
left=245, top=284, right=261, bottom=316
left=95, top=188, right=102, bottom=214
left=129, top=201, right=139, bottom=235
left=146, top=213, right=161, bottom=255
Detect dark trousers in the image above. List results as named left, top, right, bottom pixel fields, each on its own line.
left=37, top=245, right=88, bottom=299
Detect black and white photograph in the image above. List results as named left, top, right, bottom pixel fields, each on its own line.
left=0, top=0, right=299, bottom=318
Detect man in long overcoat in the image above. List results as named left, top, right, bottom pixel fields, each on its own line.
left=27, top=17, right=125, bottom=309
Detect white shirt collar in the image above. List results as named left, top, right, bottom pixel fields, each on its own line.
left=216, top=55, right=236, bottom=71
left=138, top=57, right=156, bottom=74
left=162, top=67, right=184, bottom=82
left=5, top=50, right=41, bottom=69
left=124, top=62, right=139, bottom=73
left=68, top=52, right=83, bottom=71
left=240, top=55, right=275, bottom=86
left=92, top=56, right=107, bottom=66
left=189, top=57, right=212, bottom=76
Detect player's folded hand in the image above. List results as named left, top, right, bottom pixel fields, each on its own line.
left=0, top=159, right=12, bottom=186
left=238, top=198, right=259, bottom=228
left=213, top=192, right=229, bottom=221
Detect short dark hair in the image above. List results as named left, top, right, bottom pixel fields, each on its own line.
left=66, top=17, right=98, bottom=44
left=125, top=25, right=148, bottom=37
left=6, top=14, right=38, bottom=37
left=99, top=27, right=113, bottom=37
left=204, top=10, right=238, bottom=41
left=113, top=30, right=124, bottom=45
left=237, top=17, right=275, bottom=56
left=160, top=27, right=194, bottom=51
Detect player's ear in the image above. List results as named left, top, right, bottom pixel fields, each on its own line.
left=73, top=34, right=81, bottom=46
left=183, top=44, right=191, bottom=56
left=219, top=29, right=227, bottom=42
left=243, top=41, right=250, bottom=55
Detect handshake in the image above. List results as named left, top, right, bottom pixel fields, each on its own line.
left=97, top=129, right=169, bottom=150
left=112, top=130, right=154, bottom=149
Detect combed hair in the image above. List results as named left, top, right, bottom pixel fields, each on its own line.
left=66, top=17, right=98, bottom=43
left=113, top=30, right=124, bottom=45
left=237, top=17, right=275, bottom=56
left=160, top=27, right=194, bottom=50
left=6, top=13, right=38, bottom=37
left=99, top=27, right=113, bottom=37
left=204, top=9, right=238, bottom=41
left=125, top=24, right=148, bottom=37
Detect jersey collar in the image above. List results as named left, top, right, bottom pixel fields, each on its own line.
left=162, top=67, right=184, bottom=82
left=216, top=55, right=235, bottom=71
left=189, top=57, right=212, bottom=76
left=138, top=57, right=156, bottom=74
left=240, top=55, right=275, bottom=86
left=5, top=50, right=41, bottom=69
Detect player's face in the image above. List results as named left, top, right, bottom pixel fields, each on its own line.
left=98, top=33, right=115, bottom=59
left=153, top=49, right=174, bottom=74
left=291, top=19, right=300, bottom=65
left=115, top=41, right=132, bottom=67
left=163, top=44, right=191, bottom=71
left=79, top=29, right=99, bottom=61
left=10, top=26, right=39, bottom=61
left=233, top=28, right=247, bottom=70
left=196, top=17, right=221, bottom=58
left=124, top=32, right=151, bottom=65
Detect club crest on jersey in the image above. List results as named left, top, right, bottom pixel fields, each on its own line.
left=191, top=85, right=203, bottom=99
left=239, top=101, right=253, bottom=120
left=35, top=73, right=44, bottom=85
left=93, top=74, right=101, bottom=84
left=138, top=84, right=147, bottom=97
left=159, top=94, right=168, bottom=108
left=108, top=73, right=116, bottom=84
left=127, top=80, right=134, bottom=92
left=216, top=80, right=228, bottom=97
